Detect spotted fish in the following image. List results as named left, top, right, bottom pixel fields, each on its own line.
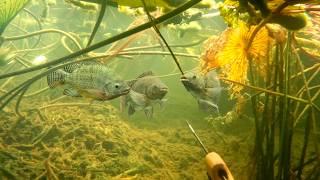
left=47, top=63, right=130, bottom=101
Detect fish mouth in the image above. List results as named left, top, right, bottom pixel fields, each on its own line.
left=180, top=76, right=190, bottom=84
left=180, top=76, right=191, bottom=86
left=105, top=88, right=130, bottom=100
left=180, top=76, right=188, bottom=81
left=121, top=88, right=131, bottom=95
left=180, top=76, right=200, bottom=92
left=157, top=87, right=168, bottom=98
left=159, top=87, right=168, bottom=93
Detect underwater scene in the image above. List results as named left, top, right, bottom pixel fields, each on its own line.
left=0, top=0, right=320, bottom=179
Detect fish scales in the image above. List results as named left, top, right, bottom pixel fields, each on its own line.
left=47, top=64, right=130, bottom=100
left=121, top=71, right=168, bottom=119
left=66, top=65, right=111, bottom=89
left=181, top=70, right=221, bottom=114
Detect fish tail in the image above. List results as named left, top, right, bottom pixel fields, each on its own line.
left=47, top=69, right=67, bottom=88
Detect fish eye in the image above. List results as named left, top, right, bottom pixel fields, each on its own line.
left=115, top=84, right=119, bottom=88
left=192, top=75, right=196, bottom=79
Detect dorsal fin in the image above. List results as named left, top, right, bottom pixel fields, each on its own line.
left=127, top=80, right=136, bottom=87
left=127, top=71, right=154, bottom=87
left=63, top=60, right=102, bottom=73
left=137, top=71, right=154, bottom=78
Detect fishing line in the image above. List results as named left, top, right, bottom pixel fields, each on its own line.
left=141, top=0, right=185, bottom=75
left=185, top=120, right=229, bottom=180
left=124, top=68, right=196, bottom=82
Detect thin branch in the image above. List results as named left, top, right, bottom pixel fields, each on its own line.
left=121, top=39, right=205, bottom=52
left=86, top=0, right=106, bottom=47
left=141, top=0, right=185, bottom=75
left=219, top=77, right=309, bottom=104
left=22, top=8, right=42, bottom=49
left=3, top=29, right=82, bottom=50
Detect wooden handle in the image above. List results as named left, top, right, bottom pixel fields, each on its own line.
left=205, top=152, right=234, bottom=180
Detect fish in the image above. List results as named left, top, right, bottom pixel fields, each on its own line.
left=47, top=63, right=130, bottom=101
left=180, top=70, right=221, bottom=114
left=120, top=71, right=168, bottom=119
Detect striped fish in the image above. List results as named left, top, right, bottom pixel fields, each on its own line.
left=47, top=64, right=130, bottom=101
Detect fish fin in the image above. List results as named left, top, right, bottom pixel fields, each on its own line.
left=128, top=104, right=135, bottom=116
left=137, top=71, right=154, bottom=78
left=159, top=98, right=167, bottom=110
left=127, top=71, right=155, bottom=87
left=198, top=99, right=219, bottom=114
left=63, top=60, right=102, bottom=73
left=144, top=106, right=153, bottom=119
left=63, top=88, right=81, bottom=97
left=47, top=69, right=67, bottom=88
left=63, top=63, right=82, bottom=73
left=120, top=95, right=127, bottom=112
left=129, top=91, right=148, bottom=107
left=127, top=80, right=136, bottom=87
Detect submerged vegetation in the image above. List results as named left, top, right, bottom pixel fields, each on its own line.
left=0, top=0, right=29, bottom=35
left=202, top=0, right=320, bottom=179
left=0, top=0, right=319, bottom=179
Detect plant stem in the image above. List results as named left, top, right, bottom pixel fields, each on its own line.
left=0, top=0, right=202, bottom=80
left=3, top=29, right=82, bottom=50
left=219, top=77, right=309, bottom=104
left=141, top=0, right=184, bottom=75
left=86, top=0, right=106, bottom=47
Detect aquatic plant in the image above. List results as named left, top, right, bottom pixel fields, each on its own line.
left=0, top=0, right=30, bottom=35
left=201, top=22, right=270, bottom=97
left=0, top=0, right=203, bottom=116
left=0, top=0, right=319, bottom=179
left=201, top=0, right=320, bottom=179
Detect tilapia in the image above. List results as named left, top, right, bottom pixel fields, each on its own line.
left=47, top=63, right=130, bottom=101
left=180, top=70, right=221, bottom=113
left=121, top=71, right=168, bottom=119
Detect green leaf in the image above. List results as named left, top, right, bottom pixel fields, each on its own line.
left=0, top=0, right=30, bottom=35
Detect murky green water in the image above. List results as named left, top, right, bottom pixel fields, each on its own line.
left=1, top=0, right=319, bottom=179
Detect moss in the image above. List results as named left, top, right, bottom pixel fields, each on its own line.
left=101, top=140, right=114, bottom=151
left=143, top=153, right=163, bottom=167
left=0, top=104, right=256, bottom=178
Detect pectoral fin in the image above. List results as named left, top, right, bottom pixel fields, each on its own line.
left=129, top=90, right=148, bottom=107
left=159, top=98, right=167, bottom=110
left=144, top=106, right=153, bottom=119
left=63, top=88, right=81, bottom=97
left=120, top=95, right=127, bottom=113
left=128, top=104, right=135, bottom=116
left=198, top=99, right=219, bottom=114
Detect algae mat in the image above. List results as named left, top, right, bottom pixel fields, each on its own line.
left=0, top=103, right=251, bottom=179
